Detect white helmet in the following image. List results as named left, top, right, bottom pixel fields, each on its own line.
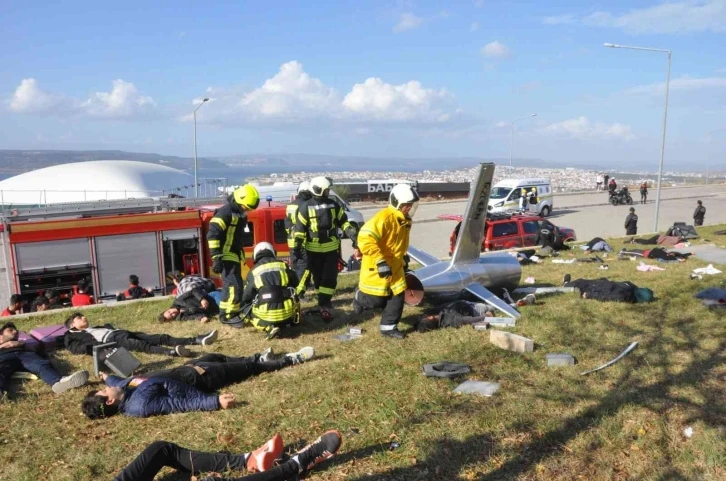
left=390, top=184, right=420, bottom=218
left=297, top=181, right=311, bottom=194
left=253, top=242, right=276, bottom=262
left=310, top=176, right=332, bottom=197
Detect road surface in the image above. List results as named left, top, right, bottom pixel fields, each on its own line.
left=341, top=184, right=726, bottom=261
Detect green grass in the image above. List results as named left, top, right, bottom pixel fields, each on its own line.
left=2, top=226, right=726, bottom=481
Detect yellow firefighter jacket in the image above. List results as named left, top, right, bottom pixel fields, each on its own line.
left=357, top=205, right=412, bottom=297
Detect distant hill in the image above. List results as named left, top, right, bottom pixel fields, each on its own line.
left=0, top=150, right=227, bottom=175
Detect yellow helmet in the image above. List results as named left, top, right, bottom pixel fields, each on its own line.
left=233, top=184, right=260, bottom=210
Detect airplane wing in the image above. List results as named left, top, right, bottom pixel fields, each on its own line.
left=465, top=282, right=521, bottom=319
left=407, top=246, right=440, bottom=268
left=436, top=214, right=463, bottom=222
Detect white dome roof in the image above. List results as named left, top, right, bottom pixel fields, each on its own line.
left=0, top=160, right=195, bottom=205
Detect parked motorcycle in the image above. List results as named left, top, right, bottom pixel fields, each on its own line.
left=610, top=187, right=633, bottom=205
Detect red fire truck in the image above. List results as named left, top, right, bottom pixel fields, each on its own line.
left=0, top=197, right=290, bottom=307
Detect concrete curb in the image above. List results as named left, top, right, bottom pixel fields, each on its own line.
left=10, top=294, right=173, bottom=321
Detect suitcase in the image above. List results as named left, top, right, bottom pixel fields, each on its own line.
left=92, top=342, right=141, bottom=377
left=29, top=324, right=68, bottom=351
left=18, top=331, right=41, bottom=352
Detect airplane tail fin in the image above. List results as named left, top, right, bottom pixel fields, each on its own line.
left=450, top=163, right=495, bottom=265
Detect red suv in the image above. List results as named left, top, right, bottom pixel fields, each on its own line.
left=440, top=212, right=577, bottom=255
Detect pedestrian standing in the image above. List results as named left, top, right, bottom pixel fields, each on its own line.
left=596, top=174, right=603, bottom=191
left=639, top=182, right=648, bottom=204
left=603, top=174, right=610, bottom=191
left=693, top=200, right=706, bottom=226
left=624, top=207, right=638, bottom=235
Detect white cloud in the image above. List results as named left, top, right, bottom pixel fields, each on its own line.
left=81, top=80, right=156, bottom=118
left=7, top=78, right=155, bottom=119
left=495, top=121, right=508, bottom=127
left=475, top=0, right=484, bottom=7
left=480, top=41, right=511, bottom=58
left=8, top=78, right=72, bottom=114
left=188, top=61, right=461, bottom=126
left=625, top=76, right=726, bottom=96
left=470, top=21, right=479, bottom=32
left=542, top=14, right=576, bottom=25
left=394, top=12, right=423, bottom=32
left=716, top=68, right=726, bottom=73
left=546, top=1, right=726, bottom=34
left=343, top=78, right=457, bottom=122
left=543, top=117, right=635, bottom=140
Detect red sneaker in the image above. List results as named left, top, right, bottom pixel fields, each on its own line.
left=246, top=434, right=284, bottom=472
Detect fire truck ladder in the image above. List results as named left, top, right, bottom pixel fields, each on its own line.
left=0, top=196, right=228, bottom=222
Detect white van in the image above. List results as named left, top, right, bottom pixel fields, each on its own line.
left=487, top=178, right=554, bottom=216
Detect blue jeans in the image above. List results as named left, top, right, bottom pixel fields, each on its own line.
left=0, top=350, right=62, bottom=394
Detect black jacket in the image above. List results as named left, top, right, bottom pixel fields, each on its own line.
left=64, top=324, right=116, bottom=355
left=535, top=226, right=556, bottom=248
left=116, top=286, right=154, bottom=302
left=693, top=206, right=706, bottom=221
left=207, top=198, right=248, bottom=262
left=566, top=278, right=637, bottom=303
left=624, top=213, right=638, bottom=235
left=172, top=288, right=219, bottom=320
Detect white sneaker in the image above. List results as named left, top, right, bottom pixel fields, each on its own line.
left=175, top=345, right=193, bottom=358
left=52, top=370, right=89, bottom=394
left=260, top=347, right=275, bottom=363
left=285, top=346, right=315, bottom=365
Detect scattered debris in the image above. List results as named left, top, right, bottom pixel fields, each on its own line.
left=477, top=317, right=516, bottom=329
left=453, top=380, right=501, bottom=397
left=552, top=259, right=576, bottom=264
left=489, top=330, right=534, bottom=353
left=637, top=262, right=666, bottom=272
left=692, top=264, right=723, bottom=276
left=580, top=341, right=639, bottom=375
left=546, top=353, right=575, bottom=367
left=525, top=277, right=536, bottom=284
left=388, top=442, right=400, bottom=450
left=690, top=274, right=703, bottom=280
left=683, top=427, right=693, bottom=439
left=333, top=327, right=364, bottom=342
left=422, top=362, right=472, bottom=378
left=599, top=265, right=609, bottom=270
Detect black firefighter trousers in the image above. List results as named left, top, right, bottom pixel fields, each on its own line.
left=219, top=260, right=243, bottom=322
left=307, top=250, right=339, bottom=308
left=354, top=289, right=405, bottom=332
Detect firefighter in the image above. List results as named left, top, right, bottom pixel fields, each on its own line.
left=693, top=200, right=706, bottom=226
left=207, top=184, right=260, bottom=326
left=294, top=176, right=358, bottom=319
left=286, top=181, right=313, bottom=297
left=352, top=184, right=419, bottom=339
left=241, top=242, right=300, bottom=339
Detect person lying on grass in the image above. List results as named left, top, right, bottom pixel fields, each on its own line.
left=64, top=312, right=217, bottom=358
left=561, top=275, right=654, bottom=303
left=114, top=429, right=342, bottom=481
left=416, top=300, right=498, bottom=332
left=1, top=322, right=89, bottom=401
left=159, top=275, right=220, bottom=323
left=81, top=347, right=314, bottom=419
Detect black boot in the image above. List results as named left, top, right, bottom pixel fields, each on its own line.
left=381, top=328, right=406, bottom=340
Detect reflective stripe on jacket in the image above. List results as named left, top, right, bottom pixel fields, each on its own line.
left=206, top=200, right=248, bottom=262
left=358, top=205, right=412, bottom=297
left=294, top=197, right=353, bottom=253
left=285, top=197, right=306, bottom=248
left=242, top=257, right=299, bottom=322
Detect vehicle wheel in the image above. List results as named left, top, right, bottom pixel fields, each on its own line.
left=540, top=206, right=551, bottom=217
left=611, top=197, right=619, bottom=206
left=626, top=196, right=633, bottom=205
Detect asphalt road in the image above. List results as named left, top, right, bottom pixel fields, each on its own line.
left=341, top=184, right=726, bottom=261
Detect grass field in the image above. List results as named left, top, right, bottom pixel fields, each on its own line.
left=1, top=226, right=725, bottom=481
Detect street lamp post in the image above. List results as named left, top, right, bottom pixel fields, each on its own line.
left=605, top=43, right=671, bottom=232
left=509, top=113, right=537, bottom=168
left=193, top=98, right=210, bottom=198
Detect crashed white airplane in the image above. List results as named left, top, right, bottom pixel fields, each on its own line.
left=405, top=162, right=522, bottom=318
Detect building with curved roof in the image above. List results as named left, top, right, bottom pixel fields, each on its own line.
left=0, top=160, right=195, bottom=206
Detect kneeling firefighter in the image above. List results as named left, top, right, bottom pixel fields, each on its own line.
left=241, top=242, right=300, bottom=339
left=207, top=184, right=260, bottom=326
left=353, top=184, right=419, bottom=339
left=285, top=181, right=313, bottom=296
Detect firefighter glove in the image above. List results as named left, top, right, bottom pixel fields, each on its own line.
left=377, top=259, right=392, bottom=278
left=403, top=254, right=411, bottom=272
left=212, top=258, right=224, bottom=274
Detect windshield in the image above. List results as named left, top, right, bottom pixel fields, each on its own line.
left=489, top=187, right=512, bottom=200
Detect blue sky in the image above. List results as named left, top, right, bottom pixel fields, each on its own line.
left=1, top=0, right=725, bottom=169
